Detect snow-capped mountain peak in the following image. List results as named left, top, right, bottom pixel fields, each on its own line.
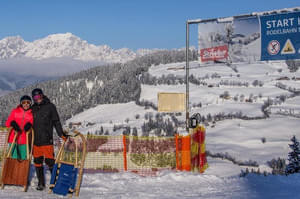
left=0, top=33, right=147, bottom=63
left=0, top=36, right=27, bottom=59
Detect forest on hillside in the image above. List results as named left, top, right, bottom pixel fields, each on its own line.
left=0, top=49, right=198, bottom=125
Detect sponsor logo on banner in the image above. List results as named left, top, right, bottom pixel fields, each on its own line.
left=200, top=45, right=228, bottom=62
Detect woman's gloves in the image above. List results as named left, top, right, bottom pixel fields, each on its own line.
left=10, top=121, right=21, bottom=133
left=24, top=122, right=32, bottom=132
left=10, top=121, right=32, bottom=132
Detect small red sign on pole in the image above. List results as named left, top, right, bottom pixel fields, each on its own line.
left=200, top=45, right=228, bottom=62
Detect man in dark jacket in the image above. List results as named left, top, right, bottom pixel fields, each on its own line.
left=31, top=88, right=68, bottom=191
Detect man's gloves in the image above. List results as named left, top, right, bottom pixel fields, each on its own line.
left=10, top=121, right=21, bottom=133
left=61, top=132, right=70, bottom=142
left=24, top=122, right=32, bottom=132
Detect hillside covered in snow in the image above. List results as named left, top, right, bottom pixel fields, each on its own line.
left=0, top=49, right=197, bottom=124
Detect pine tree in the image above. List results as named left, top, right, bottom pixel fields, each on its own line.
left=285, top=135, right=300, bottom=175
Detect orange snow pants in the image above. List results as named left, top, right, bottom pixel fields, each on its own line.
left=33, top=145, right=55, bottom=168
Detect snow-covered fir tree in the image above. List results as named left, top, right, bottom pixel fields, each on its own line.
left=285, top=135, right=300, bottom=175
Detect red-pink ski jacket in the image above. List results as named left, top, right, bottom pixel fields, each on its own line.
left=5, top=105, right=33, bottom=145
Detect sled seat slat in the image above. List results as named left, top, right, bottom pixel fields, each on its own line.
left=50, top=163, right=78, bottom=196
left=1, top=158, right=30, bottom=186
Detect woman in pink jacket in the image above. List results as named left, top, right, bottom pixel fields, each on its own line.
left=5, top=95, right=33, bottom=160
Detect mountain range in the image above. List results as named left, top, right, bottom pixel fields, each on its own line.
left=0, top=33, right=160, bottom=95
left=0, top=32, right=157, bottom=63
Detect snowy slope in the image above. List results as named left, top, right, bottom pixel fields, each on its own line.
left=66, top=60, right=300, bottom=166
left=67, top=102, right=157, bottom=135
left=0, top=158, right=299, bottom=198
left=206, top=116, right=300, bottom=164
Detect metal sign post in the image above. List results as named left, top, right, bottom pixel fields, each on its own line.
left=185, top=21, right=189, bottom=131
left=185, top=19, right=204, bottom=131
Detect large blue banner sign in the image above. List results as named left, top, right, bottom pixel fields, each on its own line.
left=260, top=11, right=300, bottom=61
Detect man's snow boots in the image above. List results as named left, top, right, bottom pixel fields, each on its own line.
left=36, top=166, right=45, bottom=191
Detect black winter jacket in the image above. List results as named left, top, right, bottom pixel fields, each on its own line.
left=32, top=96, right=64, bottom=146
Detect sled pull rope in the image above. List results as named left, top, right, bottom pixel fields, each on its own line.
left=71, top=131, right=81, bottom=139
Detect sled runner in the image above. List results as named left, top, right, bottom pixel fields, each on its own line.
left=49, top=130, right=86, bottom=197
left=0, top=127, right=34, bottom=192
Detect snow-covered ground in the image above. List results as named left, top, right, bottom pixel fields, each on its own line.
left=0, top=158, right=299, bottom=198
left=207, top=115, right=300, bottom=164
left=2, top=60, right=300, bottom=198
left=67, top=61, right=300, bottom=167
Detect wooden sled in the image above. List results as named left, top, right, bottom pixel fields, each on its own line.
left=0, top=128, right=34, bottom=192
left=49, top=131, right=86, bottom=197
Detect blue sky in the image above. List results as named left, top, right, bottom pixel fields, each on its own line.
left=0, top=0, right=299, bottom=50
